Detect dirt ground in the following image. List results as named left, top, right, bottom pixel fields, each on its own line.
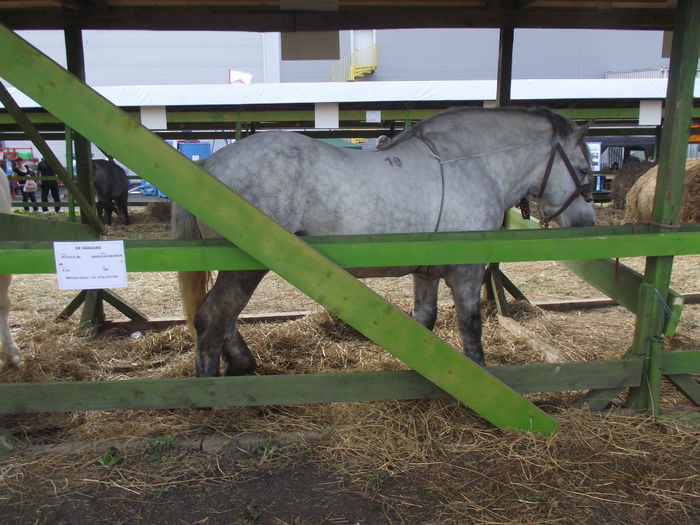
left=0, top=204, right=698, bottom=524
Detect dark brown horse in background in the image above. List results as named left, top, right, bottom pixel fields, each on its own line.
left=93, top=159, right=130, bottom=225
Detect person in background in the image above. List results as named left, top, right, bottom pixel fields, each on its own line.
left=37, top=158, right=61, bottom=213
left=13, top=157, right=38, bottom=211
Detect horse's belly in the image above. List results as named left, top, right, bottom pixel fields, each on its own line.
left=348, top=266, right=420, bottom=278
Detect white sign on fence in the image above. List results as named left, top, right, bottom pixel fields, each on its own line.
left=53, top=241, right=128, bottom=290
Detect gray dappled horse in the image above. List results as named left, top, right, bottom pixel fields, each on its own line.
left=93, top=159, right=130, bottom=226
left=173, top=107, right=595, bottom=377
left=0, top=175, right=20, bottom=366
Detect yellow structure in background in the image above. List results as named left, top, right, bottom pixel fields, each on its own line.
left=329, top=44, right=377, bottom=82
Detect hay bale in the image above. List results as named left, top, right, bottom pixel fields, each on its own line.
left=624, top=159, right=700, bottom=223
left=610, top=160, right=657, bottom=209
left=144, top=201, right=171, bottom=223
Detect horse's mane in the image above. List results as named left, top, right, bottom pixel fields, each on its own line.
left=386, top=106, right=577, bottom=149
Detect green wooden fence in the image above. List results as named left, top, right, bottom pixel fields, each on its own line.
left=1, top=5, right=698, bottom=433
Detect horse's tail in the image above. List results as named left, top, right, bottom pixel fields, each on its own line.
left=171, top=203, right=211, bottom=340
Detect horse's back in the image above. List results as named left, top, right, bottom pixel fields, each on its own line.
left=199, top=131, right=442, bottom=236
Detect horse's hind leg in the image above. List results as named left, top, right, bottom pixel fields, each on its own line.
left=0, top=274, right=20, bottom=366
left=117, top=196, right=130, bottom=225
left=194, top=270, right=266, bottom=377
left=412, top=272, right=439, bottom=331
left=442, top=264, right=486, bottom=365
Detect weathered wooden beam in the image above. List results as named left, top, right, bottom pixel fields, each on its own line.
left=666, top=375, right=700, bottom=406
left=0, top=7, right=676, bottom=32
left=0, top=358, right=644, bottom=415
left=0, top=214, right=98, bottom=242
left=64, top=26, right=97, bottom=228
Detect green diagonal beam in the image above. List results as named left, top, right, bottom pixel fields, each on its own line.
left=0, top=81, right=103, bottom=232
left=0, top=25, right=556, bottom=434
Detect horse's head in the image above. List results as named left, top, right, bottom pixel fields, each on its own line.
left=536, top=124, right=596, bottom=228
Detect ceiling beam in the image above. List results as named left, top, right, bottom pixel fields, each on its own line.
left=0, top=6, right=676, bottom=31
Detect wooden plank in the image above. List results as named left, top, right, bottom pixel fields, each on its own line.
left=0, top=359, right=644, bottom=415
left=100, top=289, right=149, bottom=322
left=56, top=290, right=87, bottom=321
left=628, top=284, right=662, bottom=411
left=0, top=6, right=677, bottom=32
left=0, top=24, right=557, bottom=434
left=663, top=290, right=685, bottom=337
left=0, top=214, right=98, bottom=242
left=662, top=351, right=700, bottom=375
left=665, top=375, right=700, bottom=406
left=1, top=223, right=699, bottom=275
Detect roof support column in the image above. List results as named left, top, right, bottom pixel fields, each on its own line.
left=64, top=26, right=96, bottom=227
left=486, top=25, right=517, bottom=316
left=629, top=0, right=700, bottom=413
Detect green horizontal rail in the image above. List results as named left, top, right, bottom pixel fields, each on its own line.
left=1, top=223, right=698, bottom=274
left=0, top=214, right=98, bottom=242
left=0, top=358, right=644, bottom=415
left=662, top=350, right=700, bottom=375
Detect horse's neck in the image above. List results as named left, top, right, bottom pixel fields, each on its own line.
left=417, top=122, right=555, bottom=207
left=496, top=139, right=555, bottom=208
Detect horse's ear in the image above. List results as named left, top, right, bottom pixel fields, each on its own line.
left=576, top=122, right=592, bottom=142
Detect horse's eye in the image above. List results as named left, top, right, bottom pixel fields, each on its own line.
left=579, top=168, right=589, bottom=176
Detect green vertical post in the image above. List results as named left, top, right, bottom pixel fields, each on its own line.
left=636, top=0, right=700, bottom=411
left=487, top=24, right=517, bottom=315
left=496, top=26, right=514, bottom=107
left=0, top=24, right=557, bottom=434
left=64, top=26, right=96, bottom=226
left=65, top=126, right=76, bottom=222
left=627, top=283, right=663, bottom=411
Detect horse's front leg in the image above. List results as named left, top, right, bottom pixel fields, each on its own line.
left=193, top=270, right=266, bottom=377
left=442, top=264, right=486, bottom=365
left=412, top=272, right=439, bottom=331
left=0, top=274, right=20, bottom=366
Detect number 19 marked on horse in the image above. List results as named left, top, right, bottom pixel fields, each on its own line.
left=0, top=24, right=596, bottom=434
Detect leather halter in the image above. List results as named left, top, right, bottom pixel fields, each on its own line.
left=536, top=141, right=593, bottom=227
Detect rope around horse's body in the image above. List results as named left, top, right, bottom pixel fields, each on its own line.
left=431, top=137, right=551, bottom=165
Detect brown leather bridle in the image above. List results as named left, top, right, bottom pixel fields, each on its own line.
left=536, top=141, right=593, bottom=227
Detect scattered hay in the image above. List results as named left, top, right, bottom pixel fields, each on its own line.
left=312, top=404, right=700, bottom=524
left=625, top=159, right=700, bottom=223
left=610, top=160, right=657, bottom=209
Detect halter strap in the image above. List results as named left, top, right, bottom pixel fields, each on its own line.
left=536, top=141, right=593, bottom=227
